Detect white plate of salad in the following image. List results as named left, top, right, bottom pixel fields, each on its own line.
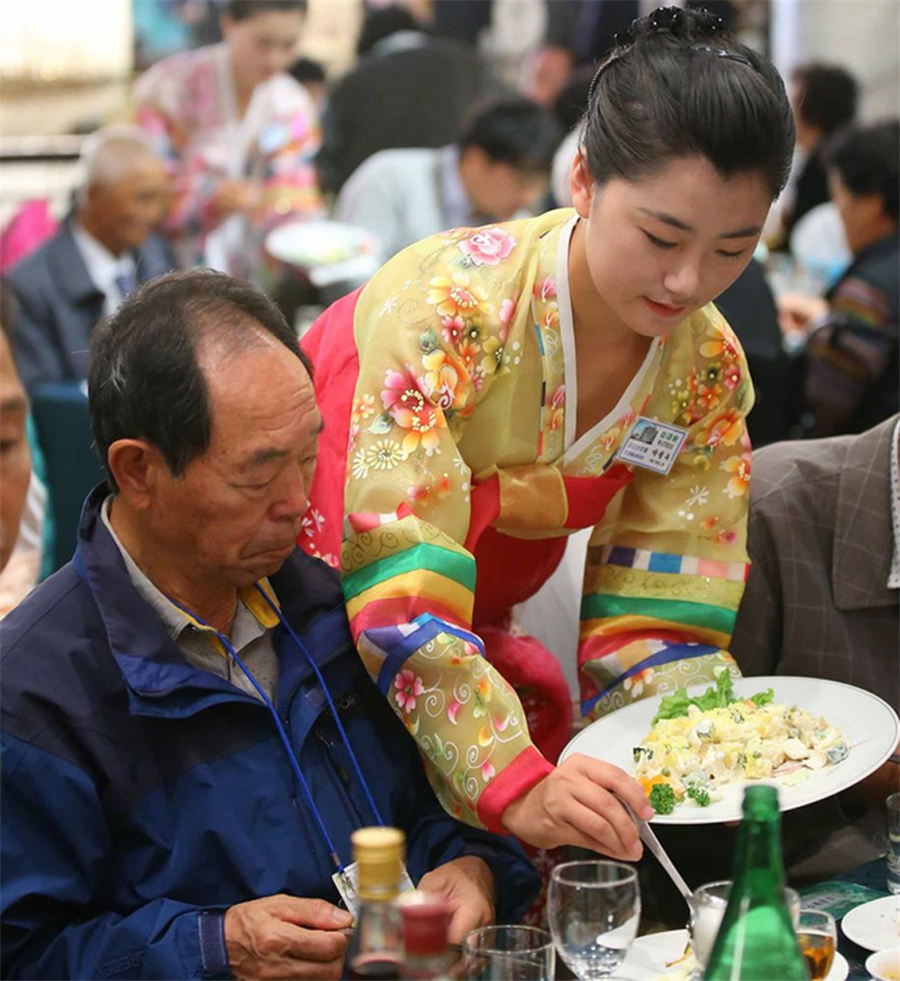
left=560, top=675, right=899, bottom=824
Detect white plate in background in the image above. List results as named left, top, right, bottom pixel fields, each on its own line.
left=841, top=895, right=900, bottom=953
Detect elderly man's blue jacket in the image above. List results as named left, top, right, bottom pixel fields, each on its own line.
left=1, top=487, right=538, bottom=979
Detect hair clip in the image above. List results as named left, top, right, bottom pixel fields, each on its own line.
left=692, top=44, right=753, bottom=68
left=648, top=6, right=683, bottom=32
left=696, top=9, right=725, bottom=34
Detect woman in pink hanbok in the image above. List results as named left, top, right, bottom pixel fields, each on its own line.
left=134, top=0, right=322, bottom=281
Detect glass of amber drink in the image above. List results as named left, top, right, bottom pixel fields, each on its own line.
left=795, top=909, right=836, bottom=980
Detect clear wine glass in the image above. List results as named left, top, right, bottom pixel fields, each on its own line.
left=547, top=860, right=640, bottom=979
left=462, top=925, right=555, bottom=980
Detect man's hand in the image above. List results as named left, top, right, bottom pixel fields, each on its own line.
left=224, top=894, right=354, bottom=980
left=213, top=179, right=258, bottom=217
left=417, top=856, right=495, bottom=944
left=500, top=754, right=654, bottom=858
left=777, top=292, right=829, bottom=336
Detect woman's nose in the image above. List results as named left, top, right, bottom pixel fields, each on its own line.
left=662, top=258, right=701, bottom=302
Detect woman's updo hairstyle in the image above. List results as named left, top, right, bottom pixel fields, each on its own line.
left=582, top=6, right=794, bottom=198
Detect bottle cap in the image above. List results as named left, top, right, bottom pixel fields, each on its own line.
left=352, top=827, right=405, bottom=898
left=399, top=893, right=452, bottom=957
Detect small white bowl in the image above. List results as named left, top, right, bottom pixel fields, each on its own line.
left=866, top=947, right=900, bottom=981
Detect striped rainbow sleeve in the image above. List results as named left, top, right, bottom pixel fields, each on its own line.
left=340, top=511, right=543, bottom=829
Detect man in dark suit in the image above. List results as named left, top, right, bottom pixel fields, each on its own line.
left=3, top=125, right=175, bottom=393
left=316, top=5, right=497, bottom=195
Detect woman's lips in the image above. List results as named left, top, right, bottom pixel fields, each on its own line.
left=645, top=298, right=686, bottom=317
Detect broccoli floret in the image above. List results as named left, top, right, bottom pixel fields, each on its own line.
left=649, top=783, right=677, bottom=815
left=686, top=785, right=711, bottom=807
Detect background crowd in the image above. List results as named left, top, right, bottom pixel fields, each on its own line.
left=0, top=1, right=897, bottom=973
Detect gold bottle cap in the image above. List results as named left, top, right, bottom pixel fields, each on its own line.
left=352, top=827, right=405, bottom=899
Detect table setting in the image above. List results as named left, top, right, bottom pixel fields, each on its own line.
left=460, top=674, right=899, bottom=980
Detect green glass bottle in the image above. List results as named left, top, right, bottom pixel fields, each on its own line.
left=704, top=785, right=809, bottom=980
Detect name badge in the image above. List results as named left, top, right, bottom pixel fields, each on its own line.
left=332, top=860, right=416, bottom=916
left=617, top=416, right=688, bottom=475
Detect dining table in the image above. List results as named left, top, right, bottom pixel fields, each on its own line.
left=579, top=852, right=894, bottom=980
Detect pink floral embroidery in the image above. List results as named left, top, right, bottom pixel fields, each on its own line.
left=447, top=700, right=461, bottom=724
left=481, top=761, right=496, bottom=782
left=458, top=227, right=516, bottom=266
left=381, top=367, right=446, bottom=455
left=441, top=314, right=466, bottom=345
left=539, top=275, right=556, bottom=301
left=499, top=294, right=518, bottom=340
left=723, top=362, right=741, bottom=389
left=394, top=669, right=424, bottom=713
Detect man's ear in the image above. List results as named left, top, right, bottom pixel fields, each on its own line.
left=570, top=150, right=595, bottom=219
left=106, top=439, right=165, bottom=510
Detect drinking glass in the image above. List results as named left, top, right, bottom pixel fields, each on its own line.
left=687, top=880, right=801, bottom=975
left=795, top=909, right=837, bottom=980
left=887, top=791, right=900, bottom=894
left=462, top=925, right=555, bottom=981
left=547, top=860, right=640, bottom=979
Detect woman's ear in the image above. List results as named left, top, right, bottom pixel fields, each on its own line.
left=570, top=151, right=595, bottom=219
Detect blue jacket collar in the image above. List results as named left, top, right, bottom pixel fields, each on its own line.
left=74, top=484, right=351, bottom=713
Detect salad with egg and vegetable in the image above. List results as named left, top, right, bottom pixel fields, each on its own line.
left=634, top=671, right=849, bottom=814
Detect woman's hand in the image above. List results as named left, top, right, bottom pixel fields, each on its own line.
left=500, top=754, right=654, bottom=858
left=213, top=179, right=258, bottom=217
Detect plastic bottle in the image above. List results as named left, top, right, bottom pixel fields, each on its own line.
left=704, top=785, right=809, bottom=980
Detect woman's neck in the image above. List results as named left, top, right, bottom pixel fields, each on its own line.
left=567, top=218, right=643, bottom=351
left=228, top=52, right=255, bottom=118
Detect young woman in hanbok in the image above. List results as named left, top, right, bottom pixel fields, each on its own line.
left=299, top=7, right=796, bottom=857
left=134, top=0, right=322, bottom=279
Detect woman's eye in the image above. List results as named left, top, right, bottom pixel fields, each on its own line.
left=643, top=230, right=677, bottom=250
left=716, top=248, right=746, bottom=259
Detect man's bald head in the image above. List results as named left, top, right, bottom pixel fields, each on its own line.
left=77, top=125, right=170, bottom=256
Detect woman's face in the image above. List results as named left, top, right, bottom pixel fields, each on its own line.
left=222, top=8, right=305, bottom=88
left=570, top=154, right=772, bottom=338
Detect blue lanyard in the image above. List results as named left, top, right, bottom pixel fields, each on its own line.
left=167, top=586, right=385, bottom=873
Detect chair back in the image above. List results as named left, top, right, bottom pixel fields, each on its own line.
left=29, top=383, right=105, bottom=572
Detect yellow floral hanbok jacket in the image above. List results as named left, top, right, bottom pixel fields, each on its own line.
left=301, top=209, right=753, bottom=831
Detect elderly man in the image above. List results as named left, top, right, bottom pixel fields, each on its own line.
left=0, top=271, right=537, bottom=980
left=0, top=328, right=31, bottom=574
left=3, top=125, right=174, bottom=392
